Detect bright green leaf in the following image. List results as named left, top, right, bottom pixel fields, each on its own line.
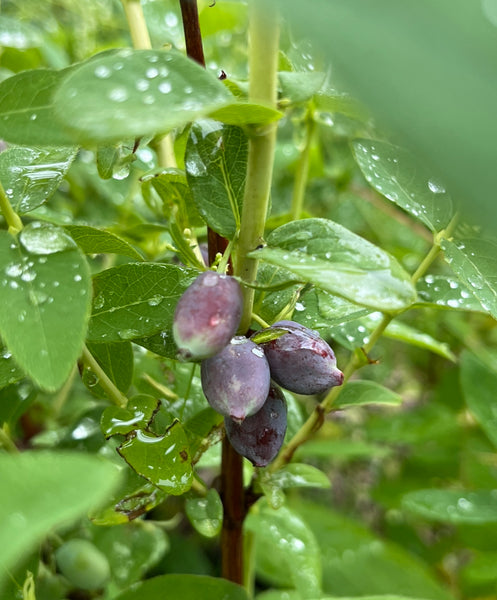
left=402, top=489, right=497, bottom=524
left=352, top=139, right=453, bottom=232
left=87, top=263, right=197, bottom=343
left=64, top=225, right=143, bottom=260
left=113, top=574, right=249, bottom=600
left=185, top=489, right=223, bottom=538
left=118, top=421, right=193, bottom=495
left=383, top=319, right=456, bottom=362
left=208, top=102, right=283, bottom=126
left=0, top=146, right=77, bottom=215
left=245, top=502, right=322, bottom=599
left=0, top=451, right=121, bottom=589
left=0, top=224, right=91, bottom=391
left=101, top=395, right=159, bottom=438
left=334, top=381, right=403, bottom=409
left=416, top=275, right=484, bottom=312
left=252, top=219, right=417, bottom=311
left=53, top=48, right=233, bottom=144
left=185, top=120, right=247, bottom=239
left=442, top=238, right=497, bottom=321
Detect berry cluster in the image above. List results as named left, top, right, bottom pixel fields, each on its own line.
left=173, top=272, right=343, bottom=467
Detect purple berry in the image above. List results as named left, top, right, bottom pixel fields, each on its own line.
left=224, top=383, right=287, bottom=467
left=173, top=271, right=243, bottom=360
left=260, top=320, right=343, bottom=395
left=201, top=336, right=271, bottom=421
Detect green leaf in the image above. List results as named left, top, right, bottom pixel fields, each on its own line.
left=185, top=489, right=223, bottom=538
left=290, top=498, right=454, bottom=600
left=416, top=275, right=484, bottom=312
left=0, top=343, right=24, bottom=390
left=0, top=68, right=77, bottom=146
left=208, top=102, right=283, bottom=126
left=245, top=502, right=322, bottom=599
left=279, top=71, right=326, bottom=104
left=85, top=341, right=134, bottom=397
left=185, top=120, right=248, bottom=239
left=0, top=146, right=77, bottom=214
left=334, top=381, right=403, bottom=409
left=0, top=15, right=42, bottom=49
left=263, top=463, right=331, bottom=491
left=295, top=439, right=392, bottom=461
left=352, top=139, right=453, bottom=232
left=113, top=574, right=249, bottom=600
left=293, top=288, right=370, bottom=331
left=101, top=395, right=159, bottom=438
left=252, top=219, right=417, bottom=311
left=92, top=521, right=168, bottom=588
left=313, top=86, right=369, bottom=121
left=402, top=489, right=497, bottom=524
left=118, top=421, right=193, bottom=495
left=96, top=141, right=136, bottom=180
left=0, top=224, right=91, bottom=391
left=64, top=225, right=143, bottom=260
left=0, top=451, right=121, bottom=589
left=383, top=319, right=456, bottom=362
left=87, top=263, right=197, bottom=343
left=53, top=48, right=233, bottom=144
left=461, top=352, right=497, bottom=450
left=442, top=238, right=497, bottom=321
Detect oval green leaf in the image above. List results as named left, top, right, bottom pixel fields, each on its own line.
left=65, top=225, right=144, bottom=261
left=334, top=381, right=403, bottom=409
left=416, top=274, right=484, bottom=312
left=185, top=488, right=223, bottom=538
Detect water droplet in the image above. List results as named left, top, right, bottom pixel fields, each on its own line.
left=143, top=94, right=155, bottom=105
left=74, top=274, right=82, bottom=282
left=146, top=67, right=159, bottom=79
left=136, top=79, right=149, bottom=91
left=21, top=271, right=36, bottom=282
left=427, top=178, right=446, bottom=194
left=30, top=113, right=37, bottom=121
left=148, top=295, right=163, bottom=306
left=95, top=64, right=112, bottom=79
left=468, top=274, right=485, bottom=290
left=20, top=222, right=75, bottom=255
left=158, top=81, right=172, bottom=94
left=108, top=87, right=128, bottom=102
left=251, top=346, right=265, bottom=358
left=118, top=328, right=139, bottom=340
left=5, top=263, right=22, bottom=278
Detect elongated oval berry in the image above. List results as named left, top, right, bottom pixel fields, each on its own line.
left=225, top=383, right=287, bottom=467
left=201, top=336, right=271, bottom=421
left=173, top=271, right=243, bottom=360
left=259, top=320, right=343, bottom=395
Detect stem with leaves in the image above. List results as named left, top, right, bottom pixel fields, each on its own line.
left=270, top=215, right=458, bottom=472
left=81, top=345, right=128, bottom=408
left=0, top=181, right=23, bottom=234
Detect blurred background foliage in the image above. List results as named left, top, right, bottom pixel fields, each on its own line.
left=1, top=1, right=497, bottom=599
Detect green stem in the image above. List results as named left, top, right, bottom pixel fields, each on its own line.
left=235, top=0, right=280, bottom=332
left=0, top=425, right=19, bottom=453
left=290, top=111, right=316, bottom=221
left=0, top=181, right=23, bottom=234
left=270, top=221, right=457, bottom=472
left=81, top=345, right=128, bottom=408
left=121, top=0, right=177, bottom=168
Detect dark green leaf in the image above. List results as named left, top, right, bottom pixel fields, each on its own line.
left=0, top=451, right=121, bottom=589
left=334, top=381, right=403, bottom=409
left=352, top=139, right=453, bottom=232
left=402, top=489, right=497, bottom=524
left=416, top=275, right=484, bottom=312
left=252, top=219, right=417, bottom=311
left=87, top=263, right=197, bottom=343
left=0, top=68, right=77, bottom=146
left=185, top=489, right=223, bottom=538
left=118, top=421, right=193, bottom=495
left=86, top=341, right=134, bottom=397
left=442, top=238, right=497, bottom=320
left=101, top=395, right=159, bottom=438
left=113, top=574, right=249, bottom=600
left=64, top=225, right=144, bottom=260
left=0, top=224, right=91, bottom=391
left=0, top=343, right=24, bottom=390
left=0, top=146, right=77, bottom=215
left=53, top=49, right=232, bottom=143
left=185, top=120, right=247, bottom=239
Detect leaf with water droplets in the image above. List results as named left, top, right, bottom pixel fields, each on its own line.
left=416, top=274, right=484, bottom=312
left=403, top=489, right=497, bottom=524
left=101, top=395, right=160, bottom=439
left=185, top=120, right=247, bottom=239
left=0, top=68, right=77, bottom=146
left=250, top=218, right=417, bottom=311
left=185, top=489, right=223, bottom=538
left=53, top=49, right=233, bottom=144
left=334, top=381, right=403, bottom=409
left=353, top=139, right=453, bottom=232
left=442, top=238, right=497, bottom=321
left=0, top=146, right=77, bottom=215
left=261, top=464, right=331, bottom=495
left=0, top=343, right=24, bottom=390
left=64, top=225, right=143, bottom=261
left=461, top=351, right=497, bottom=451
left=87, top=263, right=197, bottom=343
left=118, top=421, right=193, bottom=495
left=0, top=224, right=91, bottom=391
left=245, top=502, right=322, bottom=599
